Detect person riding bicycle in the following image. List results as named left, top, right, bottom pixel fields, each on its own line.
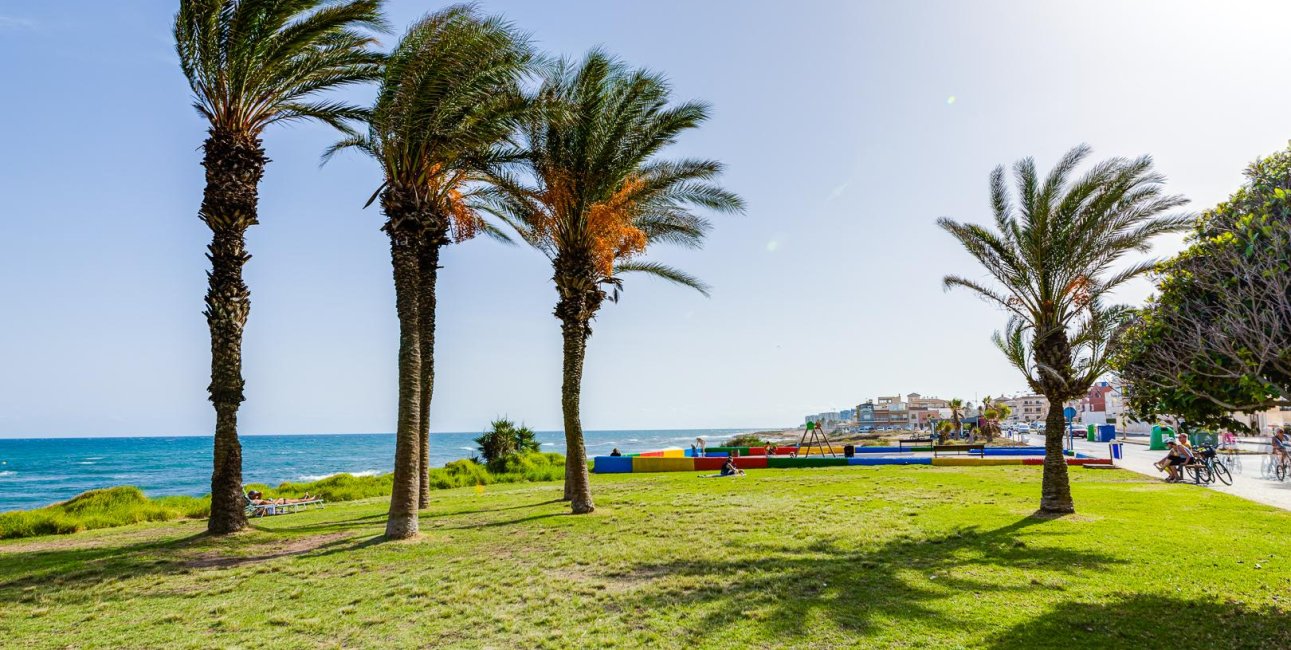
left=1272, top=427, right=1290, bottom=468
left=1220, top=430, right=1237, bottom=448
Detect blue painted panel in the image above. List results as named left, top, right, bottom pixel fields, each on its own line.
left=984, top=448, right=1048, bottom=456
left=851, top=446, right=906, bottom=454
left=847, top=457, right=933, bottom=466
left=593, top=456, right=634, bottom=473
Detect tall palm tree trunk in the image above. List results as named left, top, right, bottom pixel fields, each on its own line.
left=553, top=258, right=598, bottom=514
left=1036, top=327, right=1076, bottom=514
left=415, top=236, right=442, bottom=509
left=201, top=128, right=265, bottom=536
left=1040, top=400, right=1074, bottom=513
left=384, top=224, right=423, bottom=539
left=558, top=312, right=595, bottom=514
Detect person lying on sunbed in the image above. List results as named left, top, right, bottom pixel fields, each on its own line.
left=249, top=493, right=317, bottom=505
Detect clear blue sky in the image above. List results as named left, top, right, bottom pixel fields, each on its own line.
left=1, top=1, right=1288, bottom=437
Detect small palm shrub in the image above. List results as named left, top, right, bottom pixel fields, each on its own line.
left=475, top=418, right=542, bottom=465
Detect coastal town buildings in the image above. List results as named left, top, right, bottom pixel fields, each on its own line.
left=1000, top=394, right=1049, bottom=423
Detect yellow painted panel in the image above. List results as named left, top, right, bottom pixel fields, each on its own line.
left=631, top=457, right=695, bottom=472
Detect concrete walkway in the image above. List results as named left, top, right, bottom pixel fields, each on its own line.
left=1069, top=437, right=1291, bottom=511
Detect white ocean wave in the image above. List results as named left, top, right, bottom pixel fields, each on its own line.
left=297, top=469, right=381, bottom=482
left=0, top=471, right=14, bottom=478
left=76, top=461, right=96, bottom=465
left=459, top=446, right=475, bottom=451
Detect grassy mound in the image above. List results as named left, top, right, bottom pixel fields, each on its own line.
left=1, top=453, right=566, bottom=540
left=0, top=487, right=208, bottom=539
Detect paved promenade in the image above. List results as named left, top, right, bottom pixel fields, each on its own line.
left=1069, top=436, right=1291, bottom=511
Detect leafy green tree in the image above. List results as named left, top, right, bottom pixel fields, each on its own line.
left=327, top=5, right=532, bottom=538
left=1115, top=147, right=1291, bottom=429
left=940, top=145, right=1189, bottom=513
left=486, top=51, right=744, bottom=513
left=174, top=0, right=385, bottom=535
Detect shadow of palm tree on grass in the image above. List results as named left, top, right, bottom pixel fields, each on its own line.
left=614, top=516, right=1123, bottom=644
left=984, top=593, right=1291, bottom=649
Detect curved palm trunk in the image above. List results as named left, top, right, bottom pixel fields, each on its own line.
left=384, top=224, right=424, bottom=539
left=1039, top=400, right=1074, bottom=513
left=558, top=313, right=595, bottom=513
left=416, top=238, right=442, bottom=509
left=201, top=128, right=265, bottom=536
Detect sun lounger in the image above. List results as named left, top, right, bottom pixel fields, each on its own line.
left=243, top=492, right=325, bottom=518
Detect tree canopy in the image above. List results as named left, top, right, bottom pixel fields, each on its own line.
left=1114, top=146, right=1291, bottom=430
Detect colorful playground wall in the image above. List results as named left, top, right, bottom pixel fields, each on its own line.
left=593, top=446, right=1112, bottom=474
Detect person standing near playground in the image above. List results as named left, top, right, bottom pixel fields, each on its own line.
left=695, top=437, right=706, bottom=456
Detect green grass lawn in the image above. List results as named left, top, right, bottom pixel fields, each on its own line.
left=1, top=466, right=1287, bottom=649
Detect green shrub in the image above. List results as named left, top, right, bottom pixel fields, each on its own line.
left=0, top=487, right=209, bottom=540
left=724, top=433, right=774, bottom=447
left=251, top=472, right=394, bottom=503
left=486, top=452, right=566, bottom=482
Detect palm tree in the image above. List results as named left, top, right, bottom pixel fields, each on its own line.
left=486, top=52, right=744, bottom=513
left=325, top=6, right=531, bottom=537
left=945, top=398, right=966, bottom=443
left=979, top=396, right=1012, bottom=442
left=939, top=145, right=1189, bottom=514
left=174, top=0, right=385, bottom=535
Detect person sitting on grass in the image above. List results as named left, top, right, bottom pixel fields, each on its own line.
left=720, top=457, right=745, bottom=477
left=610, top=448, right=622, bottom=457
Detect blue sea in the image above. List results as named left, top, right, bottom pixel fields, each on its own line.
left=0, top=429, right=758, bottom=513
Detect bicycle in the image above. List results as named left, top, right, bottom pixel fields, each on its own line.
left=1200, top=446, right=1232, bottom=486
left=1219, top=441, right=1242, bottom=475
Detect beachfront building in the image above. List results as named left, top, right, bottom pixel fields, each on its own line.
left=847, top=392, right=956, bottom=430
left=1076, top=381, right=1125, bottom=425
left=1000, top=394, right=1049, bottom=423
left=804, top=411, right=842, bottom=426
left=904, top=393, right=949, bottom=430
left=855, top=397, right=908, bottom=429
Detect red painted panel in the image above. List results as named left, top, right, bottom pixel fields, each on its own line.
left=693, top=457, right=727, bottom=471
left=695, top=456, right=769, bottom=470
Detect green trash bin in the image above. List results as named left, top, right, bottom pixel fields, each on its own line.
left=1150, top=425, right=1173, bottom=451
left=1087, top=424, right=1097, bottom=442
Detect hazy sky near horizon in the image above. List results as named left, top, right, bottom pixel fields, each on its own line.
left=1, top=1, right=1289, bottom=438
